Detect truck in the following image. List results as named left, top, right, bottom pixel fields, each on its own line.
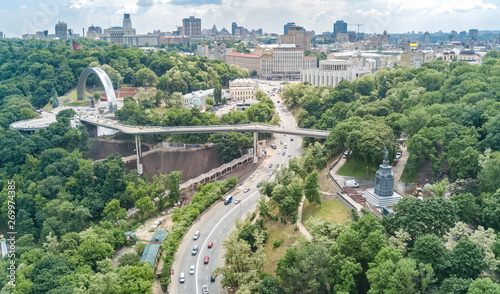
left=224, top=195, right=233, bottom=205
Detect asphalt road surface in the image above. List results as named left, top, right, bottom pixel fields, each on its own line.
left=170, top=80, right=303, bottom=294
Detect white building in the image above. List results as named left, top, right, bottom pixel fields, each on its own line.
left=229, top=79, right=258, bottom=100
left=301, top=57, right=373, bottom=87
left=183, top=89, right=214, bottom=108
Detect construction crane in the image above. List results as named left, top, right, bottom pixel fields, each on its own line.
left=348, top=24, right=363, bottom=41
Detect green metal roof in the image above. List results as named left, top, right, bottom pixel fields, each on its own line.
left=140, top=244, right=161, bottom=267
left=150, top=230, right=168, bottom=243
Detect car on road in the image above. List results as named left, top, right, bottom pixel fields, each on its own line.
left=343, top=151, right=349, bottom=158
left=193, top=231, right=200, bottom=240
left=269, top=171, right=273, bottom=176
left=243, top=188, right=250, bottom=193
left=204, top=256, right=210, bottom=264
left=278, top=150, right=281, bottom=154
left=275, top=164, right=279, bottom=168
left=179, top=272, right=185, bottom=283
left=189, top=265, right=195, bottom=275
left=290, top=137, right=294, bottom=141
left=257, top=183, right=261, bottom=188
left=234, top=199, right=241, bottom=204
left=269, top=163, right=273, bottom=168
left=345, top=180, right=360, bottom=188
left=288, top=153, right=292, bottom=157
left=211, top=275, right=216, bottom=282
left=202, top=285, right=209, bottom=294
left=208, top=242, right=214, bottom=248
left=191, top=245, right=198, bottom=255
left=283, top=151, right=286, bottom=156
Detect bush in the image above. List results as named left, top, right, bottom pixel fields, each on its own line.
left=135, top=243, right=146, bottom=256
left=273, top=239, right=283, bottom=248
left=118, top=253, right=141, bottom=267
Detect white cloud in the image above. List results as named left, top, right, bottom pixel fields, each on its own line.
left=431, top=0, right=496, bottom=14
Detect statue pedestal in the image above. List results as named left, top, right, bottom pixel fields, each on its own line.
left=363, top=188, right=402, bottom=208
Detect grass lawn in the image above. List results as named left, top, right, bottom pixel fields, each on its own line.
left=153, top=106, right=169, bottom=115
left=61, top=88, right=92, bottom=106
left=262, top=219, right=302, bottom=275
left=400, top=165, right=419, bottom=183
left=302, top=197, right=352, bottom=224
left=337, top=154, right=377, bottom=179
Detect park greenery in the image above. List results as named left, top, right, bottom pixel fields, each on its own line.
left=2, top=36, right=500, bottom=293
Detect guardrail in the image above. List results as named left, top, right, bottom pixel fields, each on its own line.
left=80, top=118, right=330, bottom=138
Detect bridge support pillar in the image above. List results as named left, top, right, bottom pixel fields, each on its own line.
left=135, top=135, right=143, bottom=175
left=253, top=132, right=258, bottom=164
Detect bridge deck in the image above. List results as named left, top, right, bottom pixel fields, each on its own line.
left=80, top=117, right=330, bottom=138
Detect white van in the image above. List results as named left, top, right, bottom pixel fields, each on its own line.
left=179, top=272, right=185, bottom=283
left=284, top=143, right=287, bottom=149
left=345, top=180, right=360, bottom=188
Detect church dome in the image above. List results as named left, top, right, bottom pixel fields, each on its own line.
left=460, top=44, right=475, bottom=55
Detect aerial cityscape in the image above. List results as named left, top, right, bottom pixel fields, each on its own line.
left=1, top=1, right=500, bottom=294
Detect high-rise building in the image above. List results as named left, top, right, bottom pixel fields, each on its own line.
left=280, top=25, right=311, bottom=51
left=182, top=16, right=201, bottom=36
left=333, top=20, right=347, bottom=36
left=423, top=31, right=430, bottom=44
left=469, top=29, right=478, bottom=41
left=123, top=14, right=132, bottom=29
left=55, top=21, right=68, bottom=40
left=232, top=22, right=238, bottom=35
left=87, top=25, right=102, bottom=39
left=459, top=31, right=467, bottom=39
left=0, top=31, right=4, bottom=39
left=284, top=22, right=295, bottom=35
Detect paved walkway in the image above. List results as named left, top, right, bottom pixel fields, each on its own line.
left=297, top=197, right=313, bottom=241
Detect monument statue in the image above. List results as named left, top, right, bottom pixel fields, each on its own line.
left=384, top=148, right=388, bottom=161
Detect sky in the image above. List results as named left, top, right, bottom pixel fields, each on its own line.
left=0, top=0, right=498, bottom=37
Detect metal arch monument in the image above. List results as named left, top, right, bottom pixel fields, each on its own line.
left=77, top=67, right=117, bottom=112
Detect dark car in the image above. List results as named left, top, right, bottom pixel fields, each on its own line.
left=211, top=275, right=216, bottom=282
left=269, top=163, right=273, bottom=168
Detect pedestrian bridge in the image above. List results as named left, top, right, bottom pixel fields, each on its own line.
left=80, top=116, right=331, bottom=139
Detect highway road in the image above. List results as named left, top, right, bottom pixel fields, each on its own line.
left=170, top=80, right=304, bottom=294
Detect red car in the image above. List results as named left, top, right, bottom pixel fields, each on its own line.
left=208, top=242, right=214, bottom=248
left=204, top=256, right=209, bottom=264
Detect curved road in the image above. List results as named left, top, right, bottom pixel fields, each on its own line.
left=171, top=81, right=304, bottom=294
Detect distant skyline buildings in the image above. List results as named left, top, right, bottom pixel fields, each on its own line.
left=333, top=20, right=347, bottom=36
left=0, top=0, right=497, bottom=38
left=55, top=21, right=68, bottom=40
left=183, top=16, right=201, bottom=36
left=284, top=22, right=295, bottom=35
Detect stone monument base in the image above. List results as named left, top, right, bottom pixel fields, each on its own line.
left=363, top=188, right=402, bottom=208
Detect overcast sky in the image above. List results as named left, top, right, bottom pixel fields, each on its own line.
left=0, top=0, right=498, bottom=37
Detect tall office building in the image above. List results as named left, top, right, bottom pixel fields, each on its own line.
left=423, top=31, right=430, bottom=44
left=55, top=21, right=68, bottom=40
left=183, top=16, right=201, bottom=36
left=123, top=14, right=132, bottom=29
left=232, top=22, right=238, bottom=35
left=0, top=32, right=3, bottom=39
left=280, top=25, right=311, bottom=51
left=333, top=20, right=347, bottom=36
left=284, top=22, right=295, bottom=35
left=469, top=29, right=478, bottom=41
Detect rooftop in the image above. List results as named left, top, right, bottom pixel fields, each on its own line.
left=140, top=243, right=161, bottom=267
left=226, top=52, right=262, bottom=58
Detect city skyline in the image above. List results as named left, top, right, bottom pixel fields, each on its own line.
left=0, top=0, right=498, bottom=37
